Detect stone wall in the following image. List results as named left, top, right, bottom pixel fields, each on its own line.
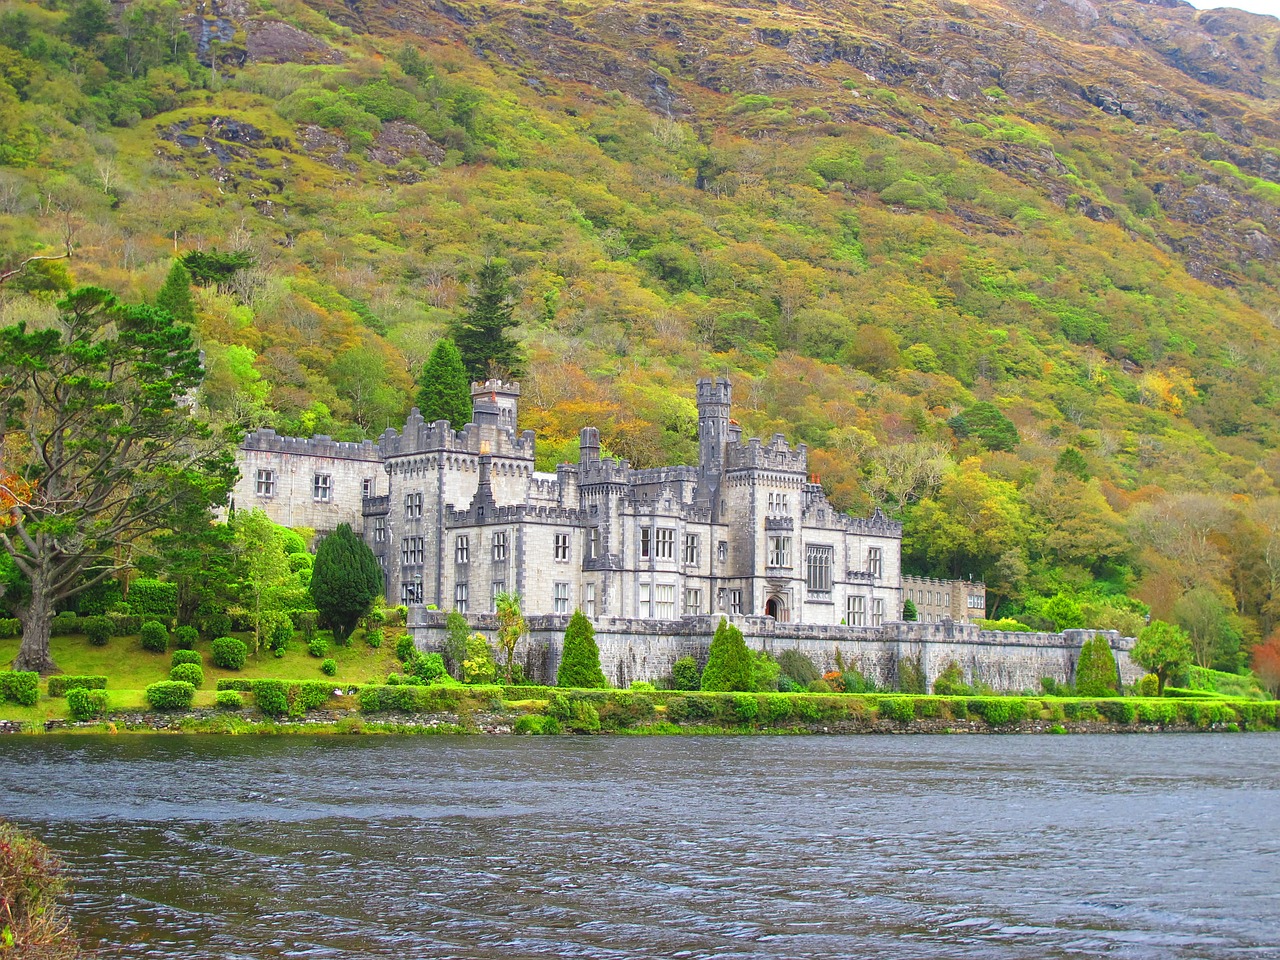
left=408, top=611, right=1141, bottom=693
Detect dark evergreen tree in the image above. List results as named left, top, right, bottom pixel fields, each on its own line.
left=701, top=618, right=752, bottom=691
left=181, top=250, right=255, bottom=288
left=451, top=259, right=523, bottom=381
left=1074, top=632, right=1120, bottom=697
left=902, top=598, right=919, bottom=621
left=416, top=338, right=472, bottom=429
left=155, top=259, right=196, bottom=326
left=309, top=523, right=382, bottom=640
left=947, top=401, right=1020, bottom=451
left=1055, top=447, right=1090, bottom=480
left=557, top=610, right=607, bottom=688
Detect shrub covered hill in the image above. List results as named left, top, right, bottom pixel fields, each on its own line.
left=4, top=0, right=1280, bottom=662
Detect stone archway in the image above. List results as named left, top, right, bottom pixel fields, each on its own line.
left=765, top=596, right=789, bottom=622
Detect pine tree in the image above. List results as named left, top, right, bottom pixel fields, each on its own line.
left=701, top=618, right=752, bottom=691
left=902, top=598, right=919, bottom=621
left=310, top=523, right=382, bottom=640
left=1074, top=633, right=1120, bottom=697
left=416, top=338, right=472, bottom=429
left=557, top=610, right=607, bottom=688
left=155, top=259, right=196, bottom=325
left=452, top=259, right=523, bottom=381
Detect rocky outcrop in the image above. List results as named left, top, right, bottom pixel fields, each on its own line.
left=245, top=20, right=344, bottom=64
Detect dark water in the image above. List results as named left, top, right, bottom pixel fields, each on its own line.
left=2, top=734, right=1279, bottom=960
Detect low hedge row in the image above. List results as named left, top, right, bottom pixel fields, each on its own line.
left=46, top=614, right=145, bottom=637
left=47, top=675, right=107, bottom=697
left=358, top=684, right=477, bottom=714
left=67, top=688, right=109, bottom=721
left=144, top=680, right=195, bottom=710
left=212, top=678, right=339, bottom=717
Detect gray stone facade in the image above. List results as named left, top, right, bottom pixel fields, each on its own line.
left=901, top=575, right=988, bottom=624
left=407, top=609, right=1142, bottom=693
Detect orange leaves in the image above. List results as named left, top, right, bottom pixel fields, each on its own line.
left=0, top=472, right=30, bottom=528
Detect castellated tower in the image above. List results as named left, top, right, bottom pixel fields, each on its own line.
left=696, top=377, right=732, bottom=475
left=471, top=379, right=520, bottom=430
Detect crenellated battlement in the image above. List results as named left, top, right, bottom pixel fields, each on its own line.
left=241, top=428, right=382, bottom=461
left=725, top=434, right=808, bottom=473
left=377, top=407, right=536, bottom=461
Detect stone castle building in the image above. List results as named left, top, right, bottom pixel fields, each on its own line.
left=219, top=377, right=1155, bottom=695
left=235, top=377, right=942, bottom=625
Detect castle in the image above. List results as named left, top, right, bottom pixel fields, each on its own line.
left=231, top=378, right=1142, bottom=690
left=232, top=377, right=984, bottom=626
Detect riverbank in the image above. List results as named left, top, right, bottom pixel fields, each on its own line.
left=3, top=682, right=1276, bottom=735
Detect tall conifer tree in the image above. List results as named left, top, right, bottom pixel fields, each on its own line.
left=1074, top=633, right=1120, bottom=697
left=416, top=338, right=472, bottom=429
left=452, top=259, right=523, bottom=381
left=310, top=523, right=382, bottom=640
left=557, top=610, right=607, bottom=688
left=701, top=618, right=752, bottom=691
left=155, top=259, right=196, bottom=325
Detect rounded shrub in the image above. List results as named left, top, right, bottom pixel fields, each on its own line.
left=210, top=636, right=247, bottom=670
left=173, top=625, right=199, bottom=650
left=320, top=658, right=337, bottom=676
left=139, top=620, right=169, bottom=653
left=1137, top=673, right=1159, bottom=697
left=144, top=680, right=195, bottom=710
left=214, top=690, right=244, bottom=711
left=169, top=663, right=204, bottom=687
left=308, top=636, right=329, bottom=658
left=253, top=679, right=288, bottom=717
left=670, top=656, right=701, bottom=691
left=171, top=649, right=202, bottom=668
left=83, top=615, right=113, bottom=647
left=395, top=634, right=415, bottom=663
left=66, top=688, right=109, bottom=721
left=0, top=671, right=39, bottom=707
left=365, top=627, right=384, bottom=648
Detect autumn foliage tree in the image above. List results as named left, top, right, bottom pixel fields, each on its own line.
left=0, top=288, right=234, bottom=673
left=1251, top=631, right=1280, bottom=698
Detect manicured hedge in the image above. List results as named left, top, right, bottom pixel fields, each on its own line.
left=251, top=679, right=336, bottom=717
left=215, top=678, right=253, bottom=691
left=49, top=614, right=81, bottom=636
left=66, top=688, right=109, bottom=721
left=47, top=675, right=107, bottom=698
left=171, top=650, right=202, bottom=668
left=214, top=691, right=244, bottom=711
left=83, top=616, right=113, bottom=646
left=210, top=636, right=247, bottom=670
left=357, top=684, right=470, bottom=714
left=173, top=625, right=199, bottom=650
left=0, top=671, right=39, bottom=706
left=144, top=680, right=195, bottom=710
left=169, top=663, right=204, bottom=687
left=139, top=621, right=168, bottom=653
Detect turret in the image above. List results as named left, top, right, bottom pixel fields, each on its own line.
left=579, top=426, right=601, bottom=464
left=471, top=380, right=520, bottom=429
left=696, top=377, right=732, bottom=475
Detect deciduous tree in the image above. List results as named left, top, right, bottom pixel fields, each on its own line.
left=494, top=590, right=527, bottom=684
left=1129, top=620, right=1193, bottom=695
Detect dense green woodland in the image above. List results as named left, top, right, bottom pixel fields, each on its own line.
left=3, top=0, right=1280, bottom=678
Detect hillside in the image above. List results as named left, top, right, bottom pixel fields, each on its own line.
left=2, top=0, right=1280, bottom=662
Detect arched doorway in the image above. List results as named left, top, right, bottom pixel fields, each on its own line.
left=765, top=597, right=788, bottom=622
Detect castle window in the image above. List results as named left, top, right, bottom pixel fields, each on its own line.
left=492, top=531, right=508, bottom=562
left=374, top=517, right=386, bottom=543
left=684, top=588, right=701, bottom=616
left=254, top=469, right=276, bottom=497
left=554, top=532, right=571, bottom=562
left=717, top=541, right=728, bottom=563
left=312, top=473, right=332, bottom=502
left=806, top=546, right=833, bottom=593
left=362, top=478, right=374, bottom=499
left=847, top=595, right=866, bottom=627
left=491, top=581, right=505, bottom=611
left=867, top=547, right=883, bottom=579
left=554, top=581, right=571, bottom=615
left=872, top=598, right=884, bottom=626
left=455, top=583, right=468, bottom=614
left=638, top=583, right=652, bottom=618
left=404, top=492, right=423, bottom=519
left=728, top=589, right=743, bottom=615
left=655, top=584, right=676, bottom=619
left=655, top=528, right=675, bottom=560
left=945, top=593, right=951, bottom=607
left=682, top=533, right=699, bottom=565
left=455, top=535, right=470, bottom=565
left=640, top=527, right=652, bottom=560
left=587, top=527, right=600, bottom=560
left=400, top=581, right=422, bottom=605
left=401, top=536, right=425, bottom=565
left=768, top=536, right=791, bottom=569
left=584, top=582, right=596, bottom=619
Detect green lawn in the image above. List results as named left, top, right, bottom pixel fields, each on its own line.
left=1, top=630, right=406, bottom=720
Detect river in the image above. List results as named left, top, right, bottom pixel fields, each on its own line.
left=1, top=734, right=1278, bottom=959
